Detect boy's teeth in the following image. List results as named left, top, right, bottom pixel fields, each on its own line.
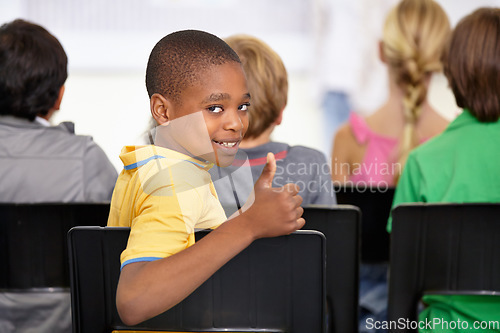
left=217, top=141, right=237, bottom=148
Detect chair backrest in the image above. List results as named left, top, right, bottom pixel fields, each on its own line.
left=302, top=205, right=360, bottom=333
left=388, top=203, right=500, bottom=331
left=0, top=202, right=110, bottom=290
left=334, top=185, right=395, bottom=262
left=68, top=227, right=326, bottom=333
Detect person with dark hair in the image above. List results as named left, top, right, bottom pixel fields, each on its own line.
left=0, top=19, right=117, bottom=203
left=210, top=34, right=335, bottom=216
left=388, top=7, right=500, bottom=331
left=107, top=29, right=304, bottom=326
left=0, top=19, right=118, bottom=333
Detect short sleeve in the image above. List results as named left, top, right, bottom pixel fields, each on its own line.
left=120, top=168, right=203, bottom=268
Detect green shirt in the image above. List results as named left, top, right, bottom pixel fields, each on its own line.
left=388, top=110, right=500, bottom=332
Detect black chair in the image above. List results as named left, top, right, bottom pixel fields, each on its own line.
left=302, top=205, right=361, bottom=333
left=0, top=202, right=110, bottom=290
left=388, top=203, right=500, bottom=333
left=334, top=185, right=395, bottom=262
left=68, top=227, right=327, bottom=333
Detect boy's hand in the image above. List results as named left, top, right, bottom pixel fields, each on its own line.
left=244, top=152, right=305, bottom=239
left=255, top=152, right=278, bottom=190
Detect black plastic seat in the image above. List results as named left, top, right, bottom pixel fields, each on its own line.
left=334, top=185, right=395, bottom=263
left=0, top=202, right=110, bottom=290
left=388, top=203, right=500, bottom=333
left=68, top=227, right=327, bottom=332
left=302, top=205, right=361, bottom=333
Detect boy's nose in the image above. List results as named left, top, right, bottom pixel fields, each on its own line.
left=223, top=109, right=244, bottom=131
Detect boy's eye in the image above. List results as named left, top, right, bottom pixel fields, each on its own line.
left=208, top=106, right=223, bottom=113
left=239, top=103, right=250, bottom=111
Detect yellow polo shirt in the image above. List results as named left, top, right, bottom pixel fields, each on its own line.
left=107, top=145, right=226, bottom=267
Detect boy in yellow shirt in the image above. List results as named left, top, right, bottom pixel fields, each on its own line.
left=107, top=29, right=305, bottom=326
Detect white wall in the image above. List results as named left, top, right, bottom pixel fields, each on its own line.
left=1, top=0, right=499, bottom=171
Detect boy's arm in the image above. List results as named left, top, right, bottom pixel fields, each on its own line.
left=116, top=153, right=305, bottom=326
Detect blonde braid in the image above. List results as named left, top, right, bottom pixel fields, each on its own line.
left=382, top=0, right=451, bottom=183
left=397, top=58, right=427, bottom=174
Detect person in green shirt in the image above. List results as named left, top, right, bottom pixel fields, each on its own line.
left=388, top=7, right=500, bottom=332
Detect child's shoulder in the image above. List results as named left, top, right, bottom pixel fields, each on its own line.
left=287, top=144, right=328, bottom=164
left=334, top=122, right=356, bottom=143
left=124, top=145, right=210, bottom=194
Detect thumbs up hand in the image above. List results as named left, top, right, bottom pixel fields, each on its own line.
left=254, top=152, right=277, bottom=190
left=242, top=153, right=305, bottom=240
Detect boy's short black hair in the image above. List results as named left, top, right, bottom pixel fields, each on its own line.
left=146, top=30, right=241, bottom=103
left=0, top=19, right=68, bottom=121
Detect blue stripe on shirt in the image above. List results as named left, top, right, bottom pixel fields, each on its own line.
left=121, top=257, right=162, bottom=270
left=124, top=155, right=165, bottom=170
left=185, top=159, right=208, bottom=169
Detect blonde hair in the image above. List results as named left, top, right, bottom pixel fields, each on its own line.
left=382, top=0, right=450, bottom=176
left=224, top=35, right=288, bottom=139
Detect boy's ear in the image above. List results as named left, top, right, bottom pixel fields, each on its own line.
left=150, top=93, right=170, bottom=125
left=274, top=106, right=285, bottom=126
left=52, top=85, right=65, bottom=111
left=378, top=41, right=386, bottom=64
left=40, top=85, right=65, bottom=121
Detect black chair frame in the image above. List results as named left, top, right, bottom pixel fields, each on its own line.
left=0, top=202, right=110, bottom=290
left=302, top=205, right=361, bottom=333
left=388, top=203, right=500, bottom=333
left=68, top=226, right=327, bottom=333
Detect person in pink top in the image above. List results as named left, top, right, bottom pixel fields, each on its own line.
left=330, top=1, right=452, bottom=332
left=331, top=0, right=451, bottom=188
left=346, top=112, right=400, bottom=186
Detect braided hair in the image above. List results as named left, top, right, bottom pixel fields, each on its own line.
left=381, top=0, right=450, bottom=180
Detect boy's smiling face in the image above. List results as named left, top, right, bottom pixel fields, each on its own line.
left=153, top=62, right=250, bottom=167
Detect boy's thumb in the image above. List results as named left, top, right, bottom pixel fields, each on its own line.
left=255, top=152, right=276, bottom=190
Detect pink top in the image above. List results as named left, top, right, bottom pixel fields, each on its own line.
left=348, top=113, right=400, bottom=187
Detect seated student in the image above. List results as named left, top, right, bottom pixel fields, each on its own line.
left=388, top=7, right=500, bottom=332
left=0, top=19, right=117, bottom=203
left=0, top=19, right=117, bottom=333
left=107, top=30, right=305, bottom=325
left=331, top=0, right=451, bottom=187
left=330, top=1, right=451, bottom=331
left=210, top=34, right=335, bottom=214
